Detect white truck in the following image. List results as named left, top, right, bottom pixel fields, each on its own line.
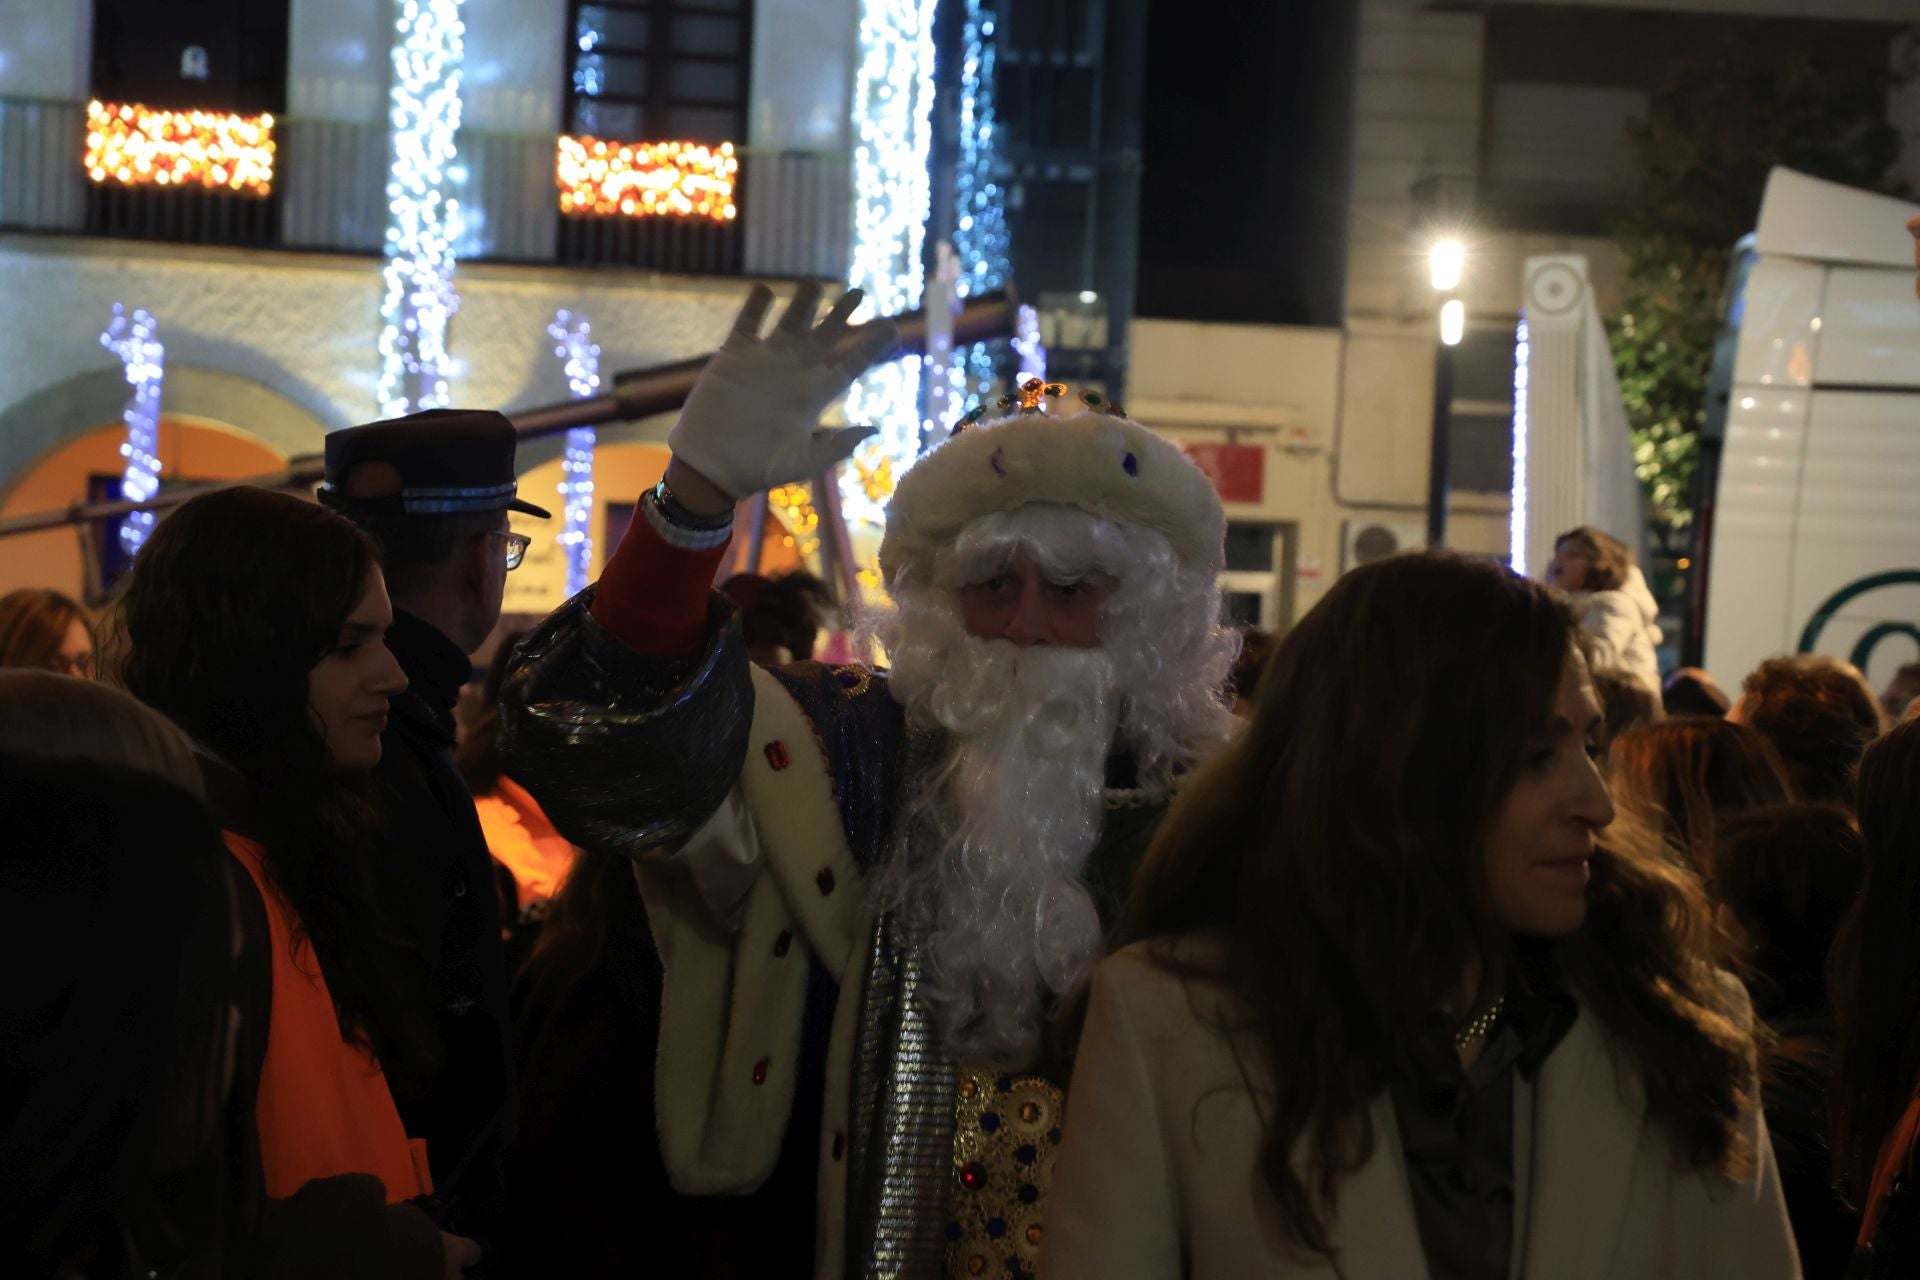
left=1695, top=167, right=1920, bottom=696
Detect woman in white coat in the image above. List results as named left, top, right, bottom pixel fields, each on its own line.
left=1042, top=552, right=1798, bottom=1280
left=1545, top=525, right=1663, bottom=694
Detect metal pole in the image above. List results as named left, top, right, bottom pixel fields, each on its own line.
left=743, top=493, right=768, bottom=575
left=1425, top=341, right=1455, bottom=547
left=811, top=468, right=863, bottom=608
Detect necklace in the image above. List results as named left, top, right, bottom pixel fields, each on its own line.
left=1453, top=996, right=1507, bottom=1049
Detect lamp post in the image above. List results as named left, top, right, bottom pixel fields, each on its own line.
left=1426, top=240, right=1466, bottom=547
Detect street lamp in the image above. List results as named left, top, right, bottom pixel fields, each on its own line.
left=1426, top=240, right=1466, bottom=547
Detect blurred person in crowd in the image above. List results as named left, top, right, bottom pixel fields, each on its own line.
left=1544, top=525, right=1663, bottom=694
left=457, top=632, right=575, bottom=970
left=1665, top=666, right=1733, bottom=719
left=1715, top=805, right=1865, bottom=1278
left=1, top=662, right=461, bottom=1279
left=1591, top=665, right=1663, bottom=756
left=1044, top=552, right=1789, bottom=1280
left=0, top=668, right=202, bottom=792
left=502, top=283, right=1237, bottom=1276
left=1045, top=552, right=1795, bottom=1279
left=114, top=486, right=478, bottom=1277
left=1829, top=717, right=1920, bottom=1276
left=0, top=586, right=94, bottom=676
left=1228, top=627, right=1276, bottom=718
left=720, top=569, right=835, bottom=667
left=1733, top=654, right=1885, bottom=806
left=0, top=754, right=260, bottom=1279
left=1608, top=717, right=1793, bottom=883
left=320, top=410, right=546, bottom=1246
left=1880, top=662, right=1920, bottom=724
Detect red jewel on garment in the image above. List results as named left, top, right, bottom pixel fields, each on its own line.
left=752, top=1057, right=770, bottom=1086
left=816, top=867, right=836, bottom=896
left=773, top=929, right=793, bottom=957
left=764, top=741, right=790, bottom=770
left=960, top=1160, right=987, bottom=1190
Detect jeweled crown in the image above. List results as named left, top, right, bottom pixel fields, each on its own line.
left=950, top=378, right=1127, bottom=437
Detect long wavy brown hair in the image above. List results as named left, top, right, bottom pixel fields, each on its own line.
left=1830, top=717, right=1920, bottom=1199
left=1077, top=551, right=1757, bottom=1256
left=1609, top=717, right=1793, bottom=882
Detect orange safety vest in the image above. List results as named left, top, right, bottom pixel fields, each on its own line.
left=226, top=833, right=433, bottom=1204
left=473, top=775, right=578, bottom=911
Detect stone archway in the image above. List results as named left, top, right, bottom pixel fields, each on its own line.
left=0, top=362, right=343, bottom=504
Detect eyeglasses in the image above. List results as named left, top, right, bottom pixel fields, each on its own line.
left=491, top=531, right=532, bottom=571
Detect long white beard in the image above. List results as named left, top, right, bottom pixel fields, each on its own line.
left=880, top=632, right=1118, bottom=1067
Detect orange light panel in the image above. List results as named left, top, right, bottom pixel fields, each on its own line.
left=84, top=101, right=276, bottom=195
left=556, top=136, right=738, bottom=221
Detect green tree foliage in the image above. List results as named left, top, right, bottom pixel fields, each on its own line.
left=1610, top=33, right=1911, bottom=539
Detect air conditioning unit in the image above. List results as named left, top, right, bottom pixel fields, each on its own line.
left=1342, top=519, right=1426, bottom=572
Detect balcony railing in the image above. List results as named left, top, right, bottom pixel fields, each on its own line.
left=0, top=96, right=850, bottom=280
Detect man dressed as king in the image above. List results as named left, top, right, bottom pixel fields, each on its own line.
left=502, top=280, right=1237, bottom=1278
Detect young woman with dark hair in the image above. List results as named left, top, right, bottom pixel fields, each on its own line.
left=113, top=486, right=476, bottom=1276
left=1829, top=718, right=1920, bottom=1275
left=1044, top=552, right=1795, bottom=1278
left=1609, top=716, right=1794, bottom=882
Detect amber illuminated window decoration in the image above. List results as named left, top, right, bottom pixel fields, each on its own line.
left=555, top=135, right=738, bottom=221
left=84, top=101, right=276, bottom=195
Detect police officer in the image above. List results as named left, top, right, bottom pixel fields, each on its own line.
left=320, top=409, right=544, bottom=1256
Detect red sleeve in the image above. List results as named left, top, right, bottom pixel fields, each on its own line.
left=589, top=508, right=731, bottom=658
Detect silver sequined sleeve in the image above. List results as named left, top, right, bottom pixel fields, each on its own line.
left=498, top=587, right=755, bottom=858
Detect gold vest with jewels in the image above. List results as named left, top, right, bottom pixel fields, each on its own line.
left=946, top=1068, right=1064, bottom=1279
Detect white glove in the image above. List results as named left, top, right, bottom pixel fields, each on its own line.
left=668, top=280, right=900, bottom=500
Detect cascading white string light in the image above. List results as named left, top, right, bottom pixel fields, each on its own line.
left=842, top=0, right=938, bottom=527
left=1012, top=302, right=1046, bottom=383
left=547, top=309, right=600, bottom=596
left=99, top=305, right=165, bottom=557
left=378, top=0, right=466, bottom=417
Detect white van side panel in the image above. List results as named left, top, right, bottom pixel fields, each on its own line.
left=1789, top=389, right=1920, bottom=688
left=1732, top=260, right=1822, bottom=389
left=1815, top=268, right=1920, bottom=390
left=1703, top=388, right=1811, bottom=691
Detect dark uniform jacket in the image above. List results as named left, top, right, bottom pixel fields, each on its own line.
left=376, top=609, right=514, bottom=1245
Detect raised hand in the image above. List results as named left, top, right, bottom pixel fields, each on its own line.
left=667, top=279, right=900, bottom=502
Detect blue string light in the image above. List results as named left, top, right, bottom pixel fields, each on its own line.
left=378, top=0, right=465, bottom=416
left=949, top=0, right=1014, bottom=407
left=548, top=310, right=600, bottom=597
left=99, top=305, right=164, bottom=556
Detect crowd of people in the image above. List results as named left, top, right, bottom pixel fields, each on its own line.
left=1, top=274, right=1917, bottom=1280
